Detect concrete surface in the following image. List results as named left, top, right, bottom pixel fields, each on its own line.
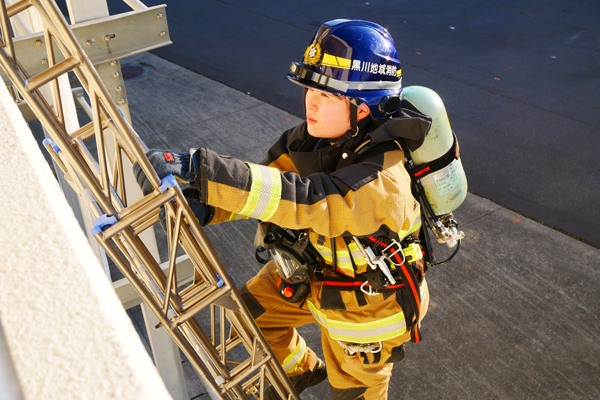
left=0, top=80, right=171, bottom=399
left=114, top=51, right=600, bottom=399
left=101, top=0, right=600, bottom=248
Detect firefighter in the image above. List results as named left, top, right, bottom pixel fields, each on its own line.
left=135, top=19, right=434, bottom=400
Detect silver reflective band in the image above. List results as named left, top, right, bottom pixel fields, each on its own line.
left=308, top=71, right=402, bottom=92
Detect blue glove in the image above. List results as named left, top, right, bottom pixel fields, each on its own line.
left=133, top=149, right=199, bottom=195
left=158, top=188, right=213, bottom=233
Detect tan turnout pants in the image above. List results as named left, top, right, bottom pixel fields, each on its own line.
left=241, top=261, right=428, bottom=400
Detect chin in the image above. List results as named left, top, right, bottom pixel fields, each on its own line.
left=307, top=127, right=321, bottom=138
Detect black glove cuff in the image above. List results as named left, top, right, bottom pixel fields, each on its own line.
left=188, top=148, right=201, bottom=184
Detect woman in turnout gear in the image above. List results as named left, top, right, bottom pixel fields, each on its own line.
left=135, top=19, right=435, bottom=399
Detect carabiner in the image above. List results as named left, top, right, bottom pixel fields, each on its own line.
left=360, top=281, right=379, bottom=296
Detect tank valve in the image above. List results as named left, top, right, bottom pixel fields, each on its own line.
left=432, top=214, right=464, bottom=248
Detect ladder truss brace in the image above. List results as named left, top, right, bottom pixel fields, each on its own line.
left=0, top=1, right=297, bottom=399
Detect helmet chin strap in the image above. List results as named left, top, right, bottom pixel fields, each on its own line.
left=333, top=99, right=360, bottom=147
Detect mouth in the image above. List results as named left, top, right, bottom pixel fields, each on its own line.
left=306, top=117, right=317, bottom=123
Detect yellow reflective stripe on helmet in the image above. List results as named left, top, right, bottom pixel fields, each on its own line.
left=307, top=301, right=407, bottom=343
left=238, top=163, right=282, bottom=220
left=281, top=337, right=307, bottom=374
left=322, top=53, right=352, bottom=69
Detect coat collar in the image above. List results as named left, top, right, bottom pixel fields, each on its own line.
left=286, top=102, right=432, bottom=176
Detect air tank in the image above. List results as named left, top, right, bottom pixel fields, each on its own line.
left=402, top=86, right=468, bottom=216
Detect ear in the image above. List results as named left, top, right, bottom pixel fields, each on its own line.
left=356, top=103, right=371, bottom=122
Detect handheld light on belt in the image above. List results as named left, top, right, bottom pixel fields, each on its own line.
left=402, top=242, right=424, bottom=263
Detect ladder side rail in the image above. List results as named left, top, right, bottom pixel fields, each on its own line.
left=2, top=0, right=300, bottom=398
left=182, top=205, right=299, bottom=398
left=0, top=0, right=17, bottom=67
left=31, top=0, right=163, bottom=198
left=94, top=226, right=228, bottom=400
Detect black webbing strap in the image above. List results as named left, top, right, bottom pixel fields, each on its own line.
left=366, top=236, right=423, bottom=343
left=411, top=132, right=459, bottom=179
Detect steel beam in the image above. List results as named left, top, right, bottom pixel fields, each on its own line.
left=1, top=5, right=171, bottom=89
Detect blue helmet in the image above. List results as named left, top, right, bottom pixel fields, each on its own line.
left=288, top=19, right=402, bottom=121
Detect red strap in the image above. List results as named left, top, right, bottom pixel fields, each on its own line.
left=366, top=236, right=423, bottom=343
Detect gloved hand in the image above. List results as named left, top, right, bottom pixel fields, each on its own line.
left=157, top=188, right=213, bottom=233
left=133, top=149, right=199, bottom=195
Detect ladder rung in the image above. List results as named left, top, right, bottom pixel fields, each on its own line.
left=26, top=55, right=80, bottom=91
left=216, top=335, right=243, bottom=356
left=180, top=280, right=210, bottom=303
left=224, top=356, right=271, bottom=392
left=173, top=284, right=231, bottom=327
left=6, top=0, right=32, bottom=18
left=70, top=120, right=96, bottom=140
left=101, top=190, right=175, bottom=239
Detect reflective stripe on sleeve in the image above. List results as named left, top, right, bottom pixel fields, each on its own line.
left=228, top=212, right=249, bottom=221
left=398, top=211, right=422, bottom=239
left=407, top=211, right=422, bottom=235
left=238, top=163, right=282, bottom=220
left=306, top=301, right=407, bottom=343
left=282, top=336, right=307, bottom=374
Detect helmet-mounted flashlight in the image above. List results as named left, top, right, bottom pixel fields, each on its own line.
left=290, top=62, right=309, bottom=79
left=290, top=62, right=330, bottom=88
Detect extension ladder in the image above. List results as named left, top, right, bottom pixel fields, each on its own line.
left=0, top=1, right=297, bottom=398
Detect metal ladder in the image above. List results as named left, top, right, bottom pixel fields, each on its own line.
left=0, top=1, right=297, bottom=399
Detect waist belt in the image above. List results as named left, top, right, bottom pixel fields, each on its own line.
left=321, top=270, right=421, bottom=292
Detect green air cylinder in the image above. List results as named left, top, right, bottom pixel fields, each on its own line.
left=402, top=86, right=468, bottom=216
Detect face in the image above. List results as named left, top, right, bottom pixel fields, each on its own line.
left=305, top=89, right=352, bottom=139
